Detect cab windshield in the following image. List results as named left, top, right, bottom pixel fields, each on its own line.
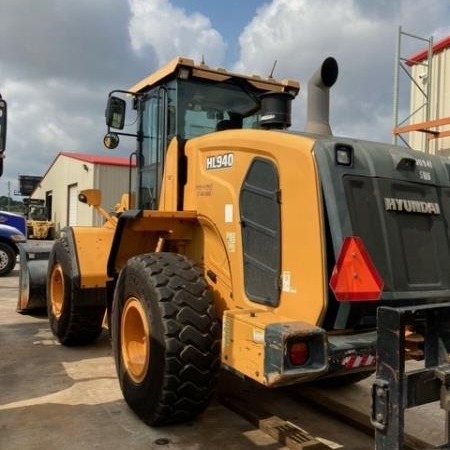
left=177, top=78, right=261, bottom=139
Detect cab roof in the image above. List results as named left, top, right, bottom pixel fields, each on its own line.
left=129, top=57, right=300, bottom=97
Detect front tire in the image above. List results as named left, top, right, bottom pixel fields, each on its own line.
left=0, top=242, right=16, bottom=276
left=47, top=238, right=106, bottom=346
left=112, top=252, right=220, bottom=426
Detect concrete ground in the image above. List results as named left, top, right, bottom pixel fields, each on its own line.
left=6, top=253, right=443, bottom=449
left=0, top=264, right=287, bottom=450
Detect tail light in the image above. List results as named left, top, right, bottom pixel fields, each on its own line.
left=329, top=236, right=384, bottom=302
left=288, top=342, right=309, bottom=366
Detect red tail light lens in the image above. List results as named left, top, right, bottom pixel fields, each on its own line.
left=288, top=342, right=309, bottom=366
left=329, top=236, right=384, bottom=302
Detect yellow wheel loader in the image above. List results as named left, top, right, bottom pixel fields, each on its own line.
left=19, top=57, right=450, bottom=445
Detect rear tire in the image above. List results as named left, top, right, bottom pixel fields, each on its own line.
left=0, top=242, right=16, bottom=276
left=112, top=252, right=220, bottom=426
left=47, top=238, right=106, bottom=346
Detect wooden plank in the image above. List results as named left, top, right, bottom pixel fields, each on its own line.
left=219, top=393, right=340, bottom=450
left=259, top=416, right=328, bottom=450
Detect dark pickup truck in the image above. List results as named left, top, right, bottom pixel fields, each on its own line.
left=0, top=211, right=26, bottom=275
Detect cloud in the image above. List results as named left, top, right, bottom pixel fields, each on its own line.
left=0, top=0, right=150, bottom=85
left=128, top=0, right=226, bottom=67
left=0, top=0, right=226, bottom=197
left=234, top=0, right=450, bottom=142
left=0, top=0, right=144, bottom=195
left=4, top=78, right=103, bottom=178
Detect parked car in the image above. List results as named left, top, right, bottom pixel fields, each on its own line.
left=0, top=211, right=27, bottom=275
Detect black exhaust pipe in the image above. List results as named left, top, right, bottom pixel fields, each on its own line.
left=305, top=57, right=338, bottom=136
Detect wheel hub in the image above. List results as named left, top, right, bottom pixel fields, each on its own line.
left=50, top=264, right=64, bottom=319
left=121, top=297, right=150, bottom=384
left=0, top=250, right=8, bottom=270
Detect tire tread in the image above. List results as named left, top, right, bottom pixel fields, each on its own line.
left=116, top=252, right=220, bottom=426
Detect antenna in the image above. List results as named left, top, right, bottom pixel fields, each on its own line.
left=201, top=55, right=205, bottom=65
left=269, top=60, right=278, bottom=78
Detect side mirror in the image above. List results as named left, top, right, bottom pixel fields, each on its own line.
left=105, top=96, right=126, bottom=130
left=103, top=132, right=120, bottom=149
left=0, top=97, right=7, bottom=154
left=0, top=98, right=7, bottom=177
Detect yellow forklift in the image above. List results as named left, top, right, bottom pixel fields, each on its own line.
left=23, top=198, right=55, bottom=240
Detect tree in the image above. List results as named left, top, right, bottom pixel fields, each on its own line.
left=0, top=196, right=25, bottom=213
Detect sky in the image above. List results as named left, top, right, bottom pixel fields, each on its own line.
left=1, top=0, right=450, bottom=198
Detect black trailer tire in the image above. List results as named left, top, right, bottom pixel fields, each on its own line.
left=47, top=238, right=106, bottom=346
left=112, top=252, right=221, bottom=426
left=0, top=242, right=16, bottom=276
left=16, top=244, right=49, bottom=314
left=47, top=227, right=56, bottom=241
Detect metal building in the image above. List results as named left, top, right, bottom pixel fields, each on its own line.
left=31, top=152, right=136, bottom=234
left=394, top=33, right=450, bottom=155
left=408, top=36, right=450, bottom=155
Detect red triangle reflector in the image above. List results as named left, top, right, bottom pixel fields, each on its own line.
left=329, top=236, right=384, bottom=302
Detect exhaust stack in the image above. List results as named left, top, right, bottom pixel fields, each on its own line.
left=305, top=57, right=338, bottom=136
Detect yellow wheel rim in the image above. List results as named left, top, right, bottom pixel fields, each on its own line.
left=121, top=297, right=150, bottom=384
left=50, top=264, right=64, bottom=319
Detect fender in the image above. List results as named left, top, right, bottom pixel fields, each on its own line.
left=107, top=210, right=199, bottom=278
left=65, top=226, right=115, bottom=289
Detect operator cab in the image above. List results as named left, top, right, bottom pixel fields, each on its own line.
left=104, top=57, right=299, bottom=209
left=27, top=205, right=48, bottom=221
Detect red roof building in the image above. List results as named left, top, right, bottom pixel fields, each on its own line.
left=31, top=151, right=136, bottom=231
left=59, top=152, right=134, bottom=167
left=399, top=35, right=450, bottom=155
left=407, top=35, right=450, bottom=66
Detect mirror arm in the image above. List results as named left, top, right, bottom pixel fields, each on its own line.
left=107, top=130, right=149, bottom=139
left=108, top=89, right=141, bottom=98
